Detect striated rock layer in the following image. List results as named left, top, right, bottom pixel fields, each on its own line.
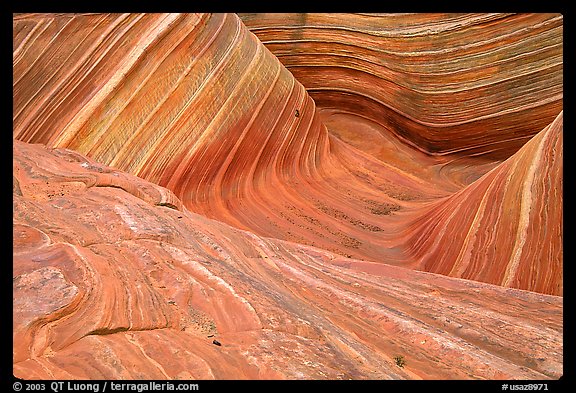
left=13, top=141, right=562, bottom=380
left=402, top=112, right=563, bottom=294
left=239, top=13, right=563, bottom=159
left=13, top=12, right=563, bottom=380
left=12, top=13, right=562, bottom=296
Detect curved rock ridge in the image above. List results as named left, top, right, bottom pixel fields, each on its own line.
left=10, top=13, right=446, bottom=269
left=401, top=111, right=563, bottom=295
left=13, top=141, right=563, bottom=380
left=239, top=13, right=563, bottom=159
left=13, top=13, right=562, bottom=296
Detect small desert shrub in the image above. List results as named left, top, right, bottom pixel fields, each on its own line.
left=393, top=355, right=406, bottom=368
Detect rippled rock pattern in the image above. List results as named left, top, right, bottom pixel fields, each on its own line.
left=240, top=13, right=563, bottom=158
left=13, top=141, right=562, bottom=379
left=13, top=13, right=563, bottom=379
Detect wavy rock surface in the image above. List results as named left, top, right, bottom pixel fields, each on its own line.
left=13, top=13, right=563, bottom=380
left=13, top=141, right=562, bottom=380
left=402, top=112, right=563, bottom=294
left=12, top=13, right=562, bottom=296
left=239, top=13, right=563, bottom=158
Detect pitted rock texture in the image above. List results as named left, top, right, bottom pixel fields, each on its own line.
left=13, top=141, right=562, bottom=379
left=13, top=13, right=563, bottom=379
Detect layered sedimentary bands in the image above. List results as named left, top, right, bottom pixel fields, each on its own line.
left=239, top=13, right=563, bottom=158
left=13, top=13, right=562, bottom=379
left=12, top=141, right=563, bottom=379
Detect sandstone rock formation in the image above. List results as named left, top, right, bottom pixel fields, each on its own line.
left=13, top=141, right=562, bottom=379
left=239, top=13, right=563, bottom=158
left=13, top=12, right=563, bottom=379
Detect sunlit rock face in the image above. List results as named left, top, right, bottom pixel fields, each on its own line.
left=13, top=141, right=562, bottom=380
left=13, top=13, right=562, bottom=380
